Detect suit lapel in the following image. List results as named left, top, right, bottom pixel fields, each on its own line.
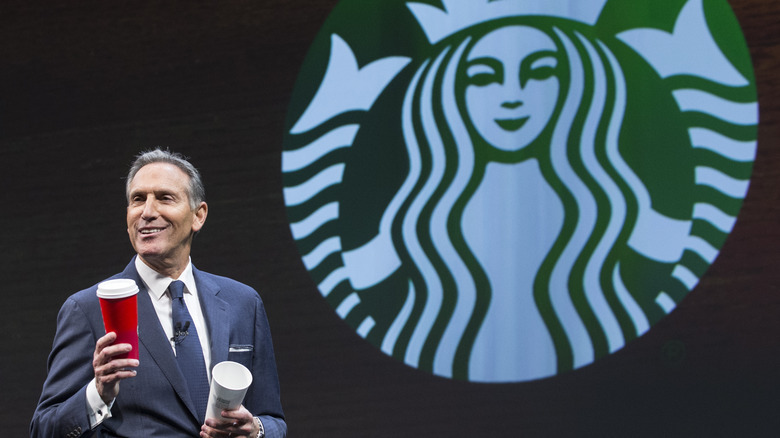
left=193, top=267, right=230, bottom=368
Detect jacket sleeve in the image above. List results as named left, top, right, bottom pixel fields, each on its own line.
left=31, top=296, right=102, bottom=438
left=249, top=293, right=287, bottom=438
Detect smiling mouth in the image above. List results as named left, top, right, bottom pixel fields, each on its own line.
left=496, top=116, right=529, bottom=132
left=140, top=228, right=165, bottom=235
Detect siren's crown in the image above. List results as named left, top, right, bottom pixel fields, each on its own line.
left=408, top=0, right=608, bottom=44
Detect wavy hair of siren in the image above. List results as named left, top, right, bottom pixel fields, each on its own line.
left=379, top=22, right=645, bottom=382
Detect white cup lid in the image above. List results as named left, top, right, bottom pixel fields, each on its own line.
left=97, top=279, right=139, bottom=299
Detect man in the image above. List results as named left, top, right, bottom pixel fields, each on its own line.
left=31, top=149, right=286, bottom=437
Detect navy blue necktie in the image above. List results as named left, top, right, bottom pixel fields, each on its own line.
left=169, top=280, right=210, bottom=422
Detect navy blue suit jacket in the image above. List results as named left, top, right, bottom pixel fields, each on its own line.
left=31, top=259, right=286, bottom=438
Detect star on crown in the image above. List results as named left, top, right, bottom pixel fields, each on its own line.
left=407, top=0, right=609, bottom=44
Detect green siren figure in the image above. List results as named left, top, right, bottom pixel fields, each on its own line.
left=282, top=0, right=758, bottom=382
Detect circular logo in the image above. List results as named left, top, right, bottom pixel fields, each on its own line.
left=282, top=0, right=758, bottom=382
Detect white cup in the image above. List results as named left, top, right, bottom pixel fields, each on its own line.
left=206, top=361, right=253, bottom=421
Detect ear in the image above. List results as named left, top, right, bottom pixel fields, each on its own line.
left=191, top=201, right=208, bottom=233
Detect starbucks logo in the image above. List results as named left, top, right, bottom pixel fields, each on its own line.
left=282, top=0, right=758, bottom=382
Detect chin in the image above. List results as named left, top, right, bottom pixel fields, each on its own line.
left=136, top=245, right=165, bottom=259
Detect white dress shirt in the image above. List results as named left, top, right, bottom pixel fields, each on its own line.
left=135, top=256, right=212, bottom=378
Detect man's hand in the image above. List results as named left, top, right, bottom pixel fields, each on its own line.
left=93, top=332, right=139, bottom=404
left=200, top=405, right=258, bottom=438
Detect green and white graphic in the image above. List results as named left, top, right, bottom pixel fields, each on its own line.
left=282, top=0, right=758, bottom=382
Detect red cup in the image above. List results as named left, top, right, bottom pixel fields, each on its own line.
left=97, top=279, right=139, bottom=360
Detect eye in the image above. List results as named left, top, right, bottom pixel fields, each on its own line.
left=465, top=58, right=503, bottom=86
left=154, top=190, right=177, bottom=202
left=528, top=57, right=557, bottom=80
left=530, top=56, right=557, bottom=76
left=520, top=50, right=559, bottom=86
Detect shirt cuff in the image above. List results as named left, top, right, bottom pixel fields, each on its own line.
left=86, top=377, right=114, bottom=429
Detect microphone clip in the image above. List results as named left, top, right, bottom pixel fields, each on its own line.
left=172, top=321, right=190, bottom=345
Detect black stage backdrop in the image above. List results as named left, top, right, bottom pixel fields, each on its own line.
left=1, top=1, right=778, bottom=437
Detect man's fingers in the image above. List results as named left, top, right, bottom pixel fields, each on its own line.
left=94, top=334, right=135, bottom=366
left=96, top=332, right=118, bottom=350
left=102, top=343, right=134, bottom=359
left=218, top=405, right=251, bottom=421
left=95, top=357, right=139, bottom=382
left=99, top=357, right=140, bottom=373
left=94, top=333, right=125, bottom=364
left=201, top=418, right=252, bottom=438
left=93, top=334, right=139, bottom=380
left=96, top=366, right=137, bottom=383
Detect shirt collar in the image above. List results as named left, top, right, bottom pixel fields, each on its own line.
left=134, top=256, right=197, bottom=301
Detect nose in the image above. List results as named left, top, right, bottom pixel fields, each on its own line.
left=140, top=197, right=158, bottom=220
left=503, top=70, right=525, bottom=102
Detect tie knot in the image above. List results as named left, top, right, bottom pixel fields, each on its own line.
left=169, top=280, right=186, bottom=300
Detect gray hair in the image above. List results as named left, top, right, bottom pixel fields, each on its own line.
left=125, top=148, right=206, bottom=209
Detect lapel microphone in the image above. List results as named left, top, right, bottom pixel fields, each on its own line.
left=172, top=321, right=190, bottom=345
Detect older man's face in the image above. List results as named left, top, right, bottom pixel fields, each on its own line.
left=126, top=162, right=207, bottom=273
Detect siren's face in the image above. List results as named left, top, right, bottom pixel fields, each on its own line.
left=464, top=26, right=560, bottom=152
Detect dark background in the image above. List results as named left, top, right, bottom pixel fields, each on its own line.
left=2, top=1, right=778, bottom=436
